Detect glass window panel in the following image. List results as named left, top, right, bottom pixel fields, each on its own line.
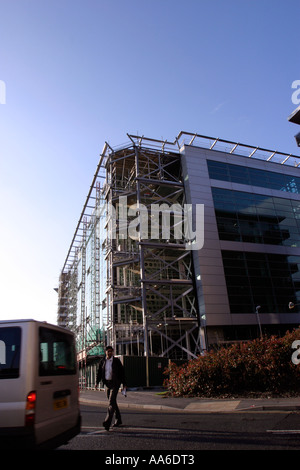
left=267, top=254, right=289, bottom=262
left=228, top=294, right=253, bottom=304
left=246, top=257, right=266, bottom=267
left=268, top=267, right=290, bottom=277
left=211, top=187, right=225, bottom=195
left=276, top=213, right=294, bottom=223
left=235, top=199, right=255, bottom=209
left=229, top=304, right=254, bottom=314
left=229, top=167, right=249, bottom=184
left=252, top=177, right=271, bottom=188
left=215, top=209, right=236, bottom=218
left=250, top=279, right=273, bottom=290
left=293, top=211, right=300, bottom=220
left=279, top=219, right=298, bottom=229
left=222, top=250, right=300, bottom=314
left=207, top=160, right=228, bottom=170
left=225, top=275, right=250, bottom=286
left=209, top=163, right=300, bottom=194
left=238, top=209, right=258, bottom=219
left=222, top=250, right=244, bottom=260
left=229, top=165, right=248, bottom=175
left=235, top=201, right=255, bottom=213
left=290, top=235, right=300, bottom=243
left=258, top=215, right=278, bottom=224
left=263, top=235, right=282, bottom=246
left=230, top=177, right=248, bottom=185
left=245, top=252, right=266, bottom=261
left=212, top=188, right=235, bottom=201
left=287, top=178, right=300, bottom=193
left=287, top=255, right=300, bottom=263
left=222, top=257, right=245, bottom=268
left=248, top=168, right=265, bottom=177
left=248, top=168, right=269, bottom=185
left=269, top=175, right=287, bottom=184
left=274, top=198, right=293, bottom=207
left=234, top=190, right=253, bottom=200
left=217, top=217, right=238, bottom=227
left=241, top=234, right=261, bottom=243
left=280, top=225, right=299, bottom=234
left=268, top=179, right=287, bottom=191
left=255, top=200, right=276, bottom=210
left=208, top=167, right=228, bottom=175
left=219, top=232, right=241, bottom=241
left=227, top=284, right=251, bottom=295
left=207, top=161, right=229, bottom=181
left=226, top=267, right=248, bottom=276
left=275, top=207, right=294, bottom=217
left=210, top=171, right=230, bottom=181
left=247, top=267, right=270, bottom=278
left=254, top=193, right=274, bottom=203
left=256, top=208, right=276, bottom=218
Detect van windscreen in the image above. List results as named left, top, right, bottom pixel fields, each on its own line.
left=39, top=327, right=76, bottom=376
left=0, top=327, right=21, bottom=379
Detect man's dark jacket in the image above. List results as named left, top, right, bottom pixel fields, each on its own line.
left=96, top=356, right=126, bottom=387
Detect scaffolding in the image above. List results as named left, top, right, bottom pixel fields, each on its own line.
left=57, top=147, right=107, bottom=380
left=104, top=141, right=201, bottom=359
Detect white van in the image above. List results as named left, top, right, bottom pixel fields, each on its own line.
left=0, top=319, right=81, bottom=449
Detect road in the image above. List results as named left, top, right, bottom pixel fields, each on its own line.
left=57, top=403, right=300, bottom=452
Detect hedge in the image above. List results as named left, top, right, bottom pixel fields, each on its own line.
left=164, top=328, right=300, bottom=397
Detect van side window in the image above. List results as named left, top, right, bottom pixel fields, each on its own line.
left=39, top=327, right=76, bottom=376
left=0, top=327, right=21, bottom=379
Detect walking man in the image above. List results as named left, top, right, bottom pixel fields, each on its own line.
left=95, top=346, right=127, bottom=431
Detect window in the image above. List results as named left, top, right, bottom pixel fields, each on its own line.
left=0, top=327, right=21, bottom=379
left=212, top=187, right=300, bottom=247
left=39, top=327, right=76, bottom=376
left=207, top=160, right=300, bottom=194
left=222, top=251, right=300, bottom=314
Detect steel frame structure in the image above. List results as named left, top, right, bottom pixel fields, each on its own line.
left=104, top=142, right=201, bottom=359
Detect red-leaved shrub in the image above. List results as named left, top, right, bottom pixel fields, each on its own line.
left=164, top=328, right=300, bottom=397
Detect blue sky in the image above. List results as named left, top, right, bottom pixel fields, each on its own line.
left=0, top=0, right=299, bottom=324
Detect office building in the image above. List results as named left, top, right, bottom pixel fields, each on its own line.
left=57, top=132, right=300, bottom=374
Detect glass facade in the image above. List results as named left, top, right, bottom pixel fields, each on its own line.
left=207, top=160, right=300, bottom=193
left=207, top=160, right=300, bottom=318
left=212, top=187, right=300, bottom=247
left=222, top=251, right=300, bottom=314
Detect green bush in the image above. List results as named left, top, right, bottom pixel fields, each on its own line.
left=164, top=328, right=300, bottom=397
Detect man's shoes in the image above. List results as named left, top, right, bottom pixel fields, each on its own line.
left=103, top=421, right=110, bottom=431
left=113, top=420, right=122, bottom=428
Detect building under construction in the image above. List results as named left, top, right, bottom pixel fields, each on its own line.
left=57, top=131, right=300, bottom=386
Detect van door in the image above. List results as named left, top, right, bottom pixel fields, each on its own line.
left=35, top=326, right=78, bottom=443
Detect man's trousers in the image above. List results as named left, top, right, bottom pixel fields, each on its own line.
left=103, top=380, right=121, bottom=427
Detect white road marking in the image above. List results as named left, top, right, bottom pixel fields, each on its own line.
left=267, top=430, right=300, bottom=434
left=80, top=425, right=180, bottom=435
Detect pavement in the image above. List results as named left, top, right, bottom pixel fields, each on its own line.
left=79, top=388, right=300, bottom=413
